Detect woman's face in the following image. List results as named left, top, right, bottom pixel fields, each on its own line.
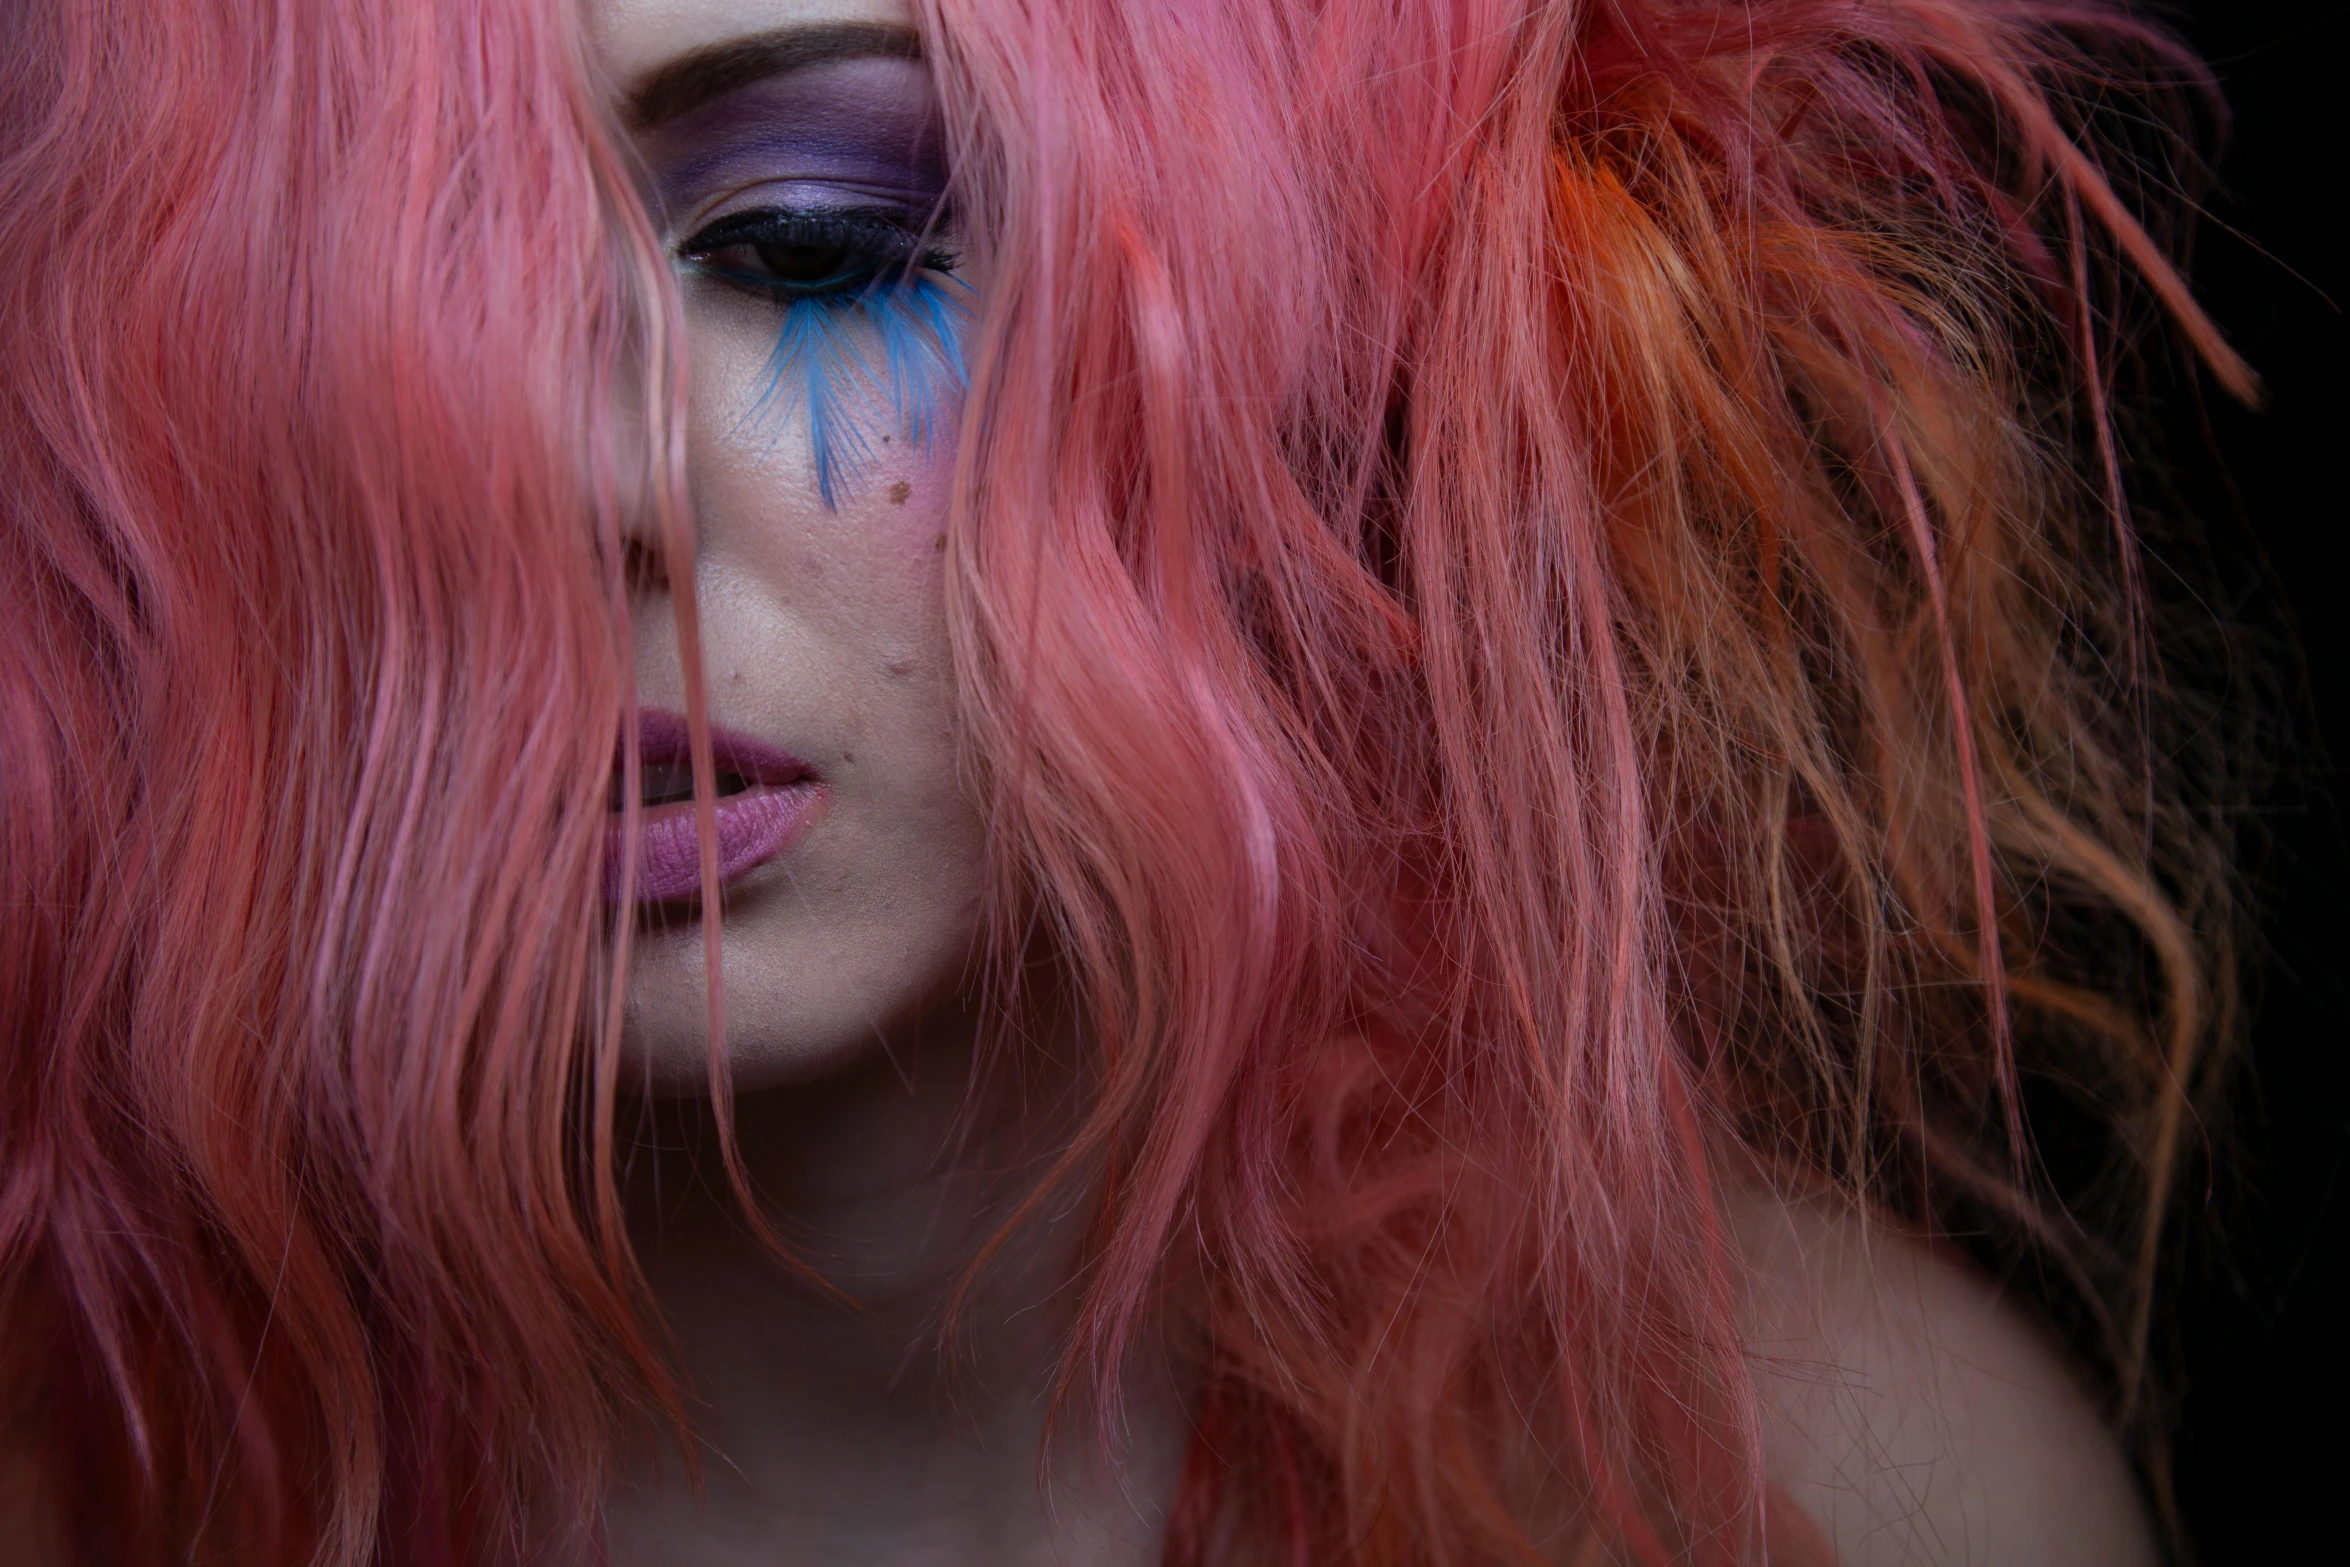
left=594, top=0, right=987, bottom=1093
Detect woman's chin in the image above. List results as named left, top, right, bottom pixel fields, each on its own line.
left=616, top=917, right=982, bottom=1098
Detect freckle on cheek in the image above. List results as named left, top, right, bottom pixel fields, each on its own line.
left=886, top=481, right=912, bottom=506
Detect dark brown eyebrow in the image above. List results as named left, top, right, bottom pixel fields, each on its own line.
left=626, top=21, right=922, bottom=130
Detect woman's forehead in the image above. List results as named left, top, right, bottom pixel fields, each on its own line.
left=593, top=0, right=919, bottom=99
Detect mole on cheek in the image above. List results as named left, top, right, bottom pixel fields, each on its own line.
left=886, top=481, right=912, bottom=506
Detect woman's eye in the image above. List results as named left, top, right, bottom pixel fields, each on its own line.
left=754, top=242, right=861, bottom=286
left=704, top=239, right=873, bottom=293
left=677, top=209, right=941, bottom=301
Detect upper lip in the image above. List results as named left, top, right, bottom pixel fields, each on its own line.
left=619, top=708, right=811, bottom=795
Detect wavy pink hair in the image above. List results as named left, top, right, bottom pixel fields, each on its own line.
left=0, top=0, right=2247, bottom=1562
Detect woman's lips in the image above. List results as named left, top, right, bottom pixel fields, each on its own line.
left=603, top=709, right=826, bottom=905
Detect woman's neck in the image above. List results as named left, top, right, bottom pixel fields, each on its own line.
left=603, top=1004, right=1188, bottom=1567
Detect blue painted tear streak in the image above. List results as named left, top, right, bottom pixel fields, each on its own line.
left=742, top=272, right=972, bottom=509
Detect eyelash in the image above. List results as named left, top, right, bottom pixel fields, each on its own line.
left=676, top=206, right=968, bottom=508
left=676, top=208, right=957, bottom=301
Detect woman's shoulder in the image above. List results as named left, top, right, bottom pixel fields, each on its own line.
left=1730, top=1188, right=2159, bottom=1567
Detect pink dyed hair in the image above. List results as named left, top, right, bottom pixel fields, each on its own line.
left=0, top=0, right=2248, bottom=1563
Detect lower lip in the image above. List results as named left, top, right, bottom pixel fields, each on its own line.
left=601, top=781, right=827, bottom=905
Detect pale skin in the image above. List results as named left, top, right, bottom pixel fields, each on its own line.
left=590, top=1, right=2162, bottom=1562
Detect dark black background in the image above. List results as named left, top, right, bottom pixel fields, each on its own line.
left=2165, top=2, right=2346, bottom=1562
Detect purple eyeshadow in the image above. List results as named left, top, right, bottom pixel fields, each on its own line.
left=644, top=57, right=948, bottom=223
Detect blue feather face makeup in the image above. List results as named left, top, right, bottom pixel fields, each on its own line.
left=643, top=54, right=966, bottom=507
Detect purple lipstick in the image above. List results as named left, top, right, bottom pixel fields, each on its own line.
left=603, top=709, right=825, bottom=905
